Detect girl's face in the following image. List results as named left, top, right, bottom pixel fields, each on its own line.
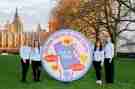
left=104, top=32, right=111, bottom=43
left=96, top=41, right=100, bottom=48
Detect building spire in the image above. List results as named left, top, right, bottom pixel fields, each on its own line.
left=11, top=8, right=23, bottom=32
left=15, top=8, right=18, bottom=18
left=37, top=24, right=42, bottom=32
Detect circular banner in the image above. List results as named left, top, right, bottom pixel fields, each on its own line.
left=42, top=29, right=93, bottom=82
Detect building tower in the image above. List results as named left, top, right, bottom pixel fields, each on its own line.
left=9, top=8, right=23, bottom=32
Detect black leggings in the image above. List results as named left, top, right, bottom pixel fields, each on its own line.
left=31, top=61, right=41, bottom=81
left=93, top=61, right=102, bottom=80
left=104, top=58, right=114, bottom=83
left=21, top=59, right=29, bottom=81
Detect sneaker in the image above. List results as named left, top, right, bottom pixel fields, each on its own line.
left=96, top=80, right=102, bottom=85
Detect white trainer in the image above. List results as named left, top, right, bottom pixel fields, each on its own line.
left=96, top=80, right=102, bottom=85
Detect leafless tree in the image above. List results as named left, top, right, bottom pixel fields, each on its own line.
left=51, top=0, right=135, bottom=53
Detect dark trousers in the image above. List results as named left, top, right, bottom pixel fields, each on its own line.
left=21, top=59, right=29, bottom=81
left=104, top=58, right=114, bottom=83
left=93, top=61, right=102, bottom=80
left=31, top=61, right=41, bottom=81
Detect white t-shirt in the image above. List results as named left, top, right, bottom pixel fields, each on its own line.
left=20, top=46, right=31, bottom=60
left=93, top=49, right=104, bottom=62
left=30, top=47, right=41, bottom=61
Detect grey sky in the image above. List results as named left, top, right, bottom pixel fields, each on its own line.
left=0, top=0, right=57, bottom=31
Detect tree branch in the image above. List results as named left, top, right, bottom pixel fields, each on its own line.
left=118, top=0, right=135, bottom=13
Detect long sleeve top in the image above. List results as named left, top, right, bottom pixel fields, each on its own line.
left=104, top=42, right=114, bottom=59
left=30, top=47, right=41, bottom=61
left=20, top=46, right=31, bottom=60
left=93, top=48, right=104, bottom=62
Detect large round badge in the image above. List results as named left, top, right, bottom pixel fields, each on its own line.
left=42, top=29, right=93, bottom=82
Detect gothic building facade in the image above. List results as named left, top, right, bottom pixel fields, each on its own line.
left=0, top=8, right=55, bottom=53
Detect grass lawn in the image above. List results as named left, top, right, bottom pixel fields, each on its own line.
left=0, top=55, right=135, bottom=89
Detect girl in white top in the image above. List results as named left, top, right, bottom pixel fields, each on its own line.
left=20, top=41, right=31, bottom=82
left=93, top=39, right=104, bottom=85
left=30, top=40, right=41, bottom=82
left=104, top=31, right=114, bottom=83
left=20, top=45, right=31, bottom=61
left=30, top=47, right=41, bottom=61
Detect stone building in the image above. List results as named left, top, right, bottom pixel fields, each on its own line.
left=0, top=9, right=55, bottom=53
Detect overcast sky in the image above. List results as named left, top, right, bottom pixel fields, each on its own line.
left=0, top=0, right=57, bottom=31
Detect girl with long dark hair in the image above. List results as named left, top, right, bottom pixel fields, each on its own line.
left=20, top=41, right=31, bottom=82
left=93, top=39, right=104, bottom=85
left=104, top=31, right=114, bottom=83
left=30, top=40, right=41, bottom=82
